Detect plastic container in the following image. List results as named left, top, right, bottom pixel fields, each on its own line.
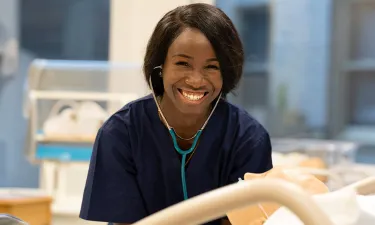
left=271, top=138, right=358, bottom=168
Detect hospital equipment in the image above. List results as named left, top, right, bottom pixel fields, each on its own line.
left=24, top=59, right=146, bottom=162
left=149, top=65, right=222, bottom=200
left=264, top=176, right=375, bottom=225
left=132, top=176, right=375, bottom=225
left=23, top=59, right=145, bottom=225
left=270, top=138, right=365, bottom=190
left=230, top=167, right=330, bottom=225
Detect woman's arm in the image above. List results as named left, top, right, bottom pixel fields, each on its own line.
left=79, top=115, right=148, bottom=224
left=225, top=119, right=272, bottom=225
left=228, top=123, right=273, bottom=183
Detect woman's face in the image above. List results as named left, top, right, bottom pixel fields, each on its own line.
left=162, top=27, right=223, bottom=115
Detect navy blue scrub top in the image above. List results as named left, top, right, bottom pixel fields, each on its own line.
left=80, top=95, right=273, bottom=224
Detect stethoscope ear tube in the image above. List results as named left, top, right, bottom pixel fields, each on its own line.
left=149, top=65, right=222, bottom=200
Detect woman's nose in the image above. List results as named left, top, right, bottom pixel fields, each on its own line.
left=185, top=70, right=204, bottom=88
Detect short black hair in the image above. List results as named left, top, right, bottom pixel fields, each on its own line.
left=143, top=3, right=244, bottom=97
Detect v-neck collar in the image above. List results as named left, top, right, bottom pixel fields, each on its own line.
left=148, top=96, right=221, bottom=174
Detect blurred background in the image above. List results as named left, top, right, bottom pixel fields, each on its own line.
left=0, top=0, right=375, bottom=224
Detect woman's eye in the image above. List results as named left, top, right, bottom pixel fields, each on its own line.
left=206, top=65, right=220, bottom=70
left=175, top=61, right=189, bottom=67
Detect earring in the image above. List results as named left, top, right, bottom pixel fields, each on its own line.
left=159, top=70, right=162, bottom=77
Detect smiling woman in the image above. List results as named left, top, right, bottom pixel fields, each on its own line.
left=79, top=3, right=273, bottom=225
left=160, top=27, right=223, bottom=116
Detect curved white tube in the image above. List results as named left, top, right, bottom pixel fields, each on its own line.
left=133, top=179, right=333, bottom=225
left=340, top=176, right=375, bottom=195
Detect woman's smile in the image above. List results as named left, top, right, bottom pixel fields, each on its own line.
left=177, top=88, right=209, bottom=105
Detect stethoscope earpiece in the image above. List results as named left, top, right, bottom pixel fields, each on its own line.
left=153, top=65, right=163, bottom=77
left=154, top=65, right=162, bottom=70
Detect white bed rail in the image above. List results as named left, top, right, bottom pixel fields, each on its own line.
left=133, top=179, right=333, bottom=225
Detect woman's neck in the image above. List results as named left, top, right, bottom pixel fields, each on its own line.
left=158, top=95, right=210, bottom=139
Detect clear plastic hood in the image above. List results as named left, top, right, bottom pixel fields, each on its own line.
left=23, top=59, right=147, bottom=163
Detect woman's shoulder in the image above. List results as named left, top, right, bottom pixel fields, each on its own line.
left=100, top=94, right=155, bottom=134
left=219, top=99, right=266, bottom=131
left=217, top=99, right=270, bottom=146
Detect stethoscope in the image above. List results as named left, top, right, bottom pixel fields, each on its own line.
left=149, top=65, right=222, bottom=200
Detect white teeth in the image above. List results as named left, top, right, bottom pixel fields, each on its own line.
left=181, top=91, right=204, bottom=101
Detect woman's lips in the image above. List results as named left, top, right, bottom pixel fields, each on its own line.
left=177, top=88, right=209, bottom=103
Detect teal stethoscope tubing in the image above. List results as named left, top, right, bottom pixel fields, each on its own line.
left=170, top=128, right=202, bottom=200
left=149, top=66, right=221, bottom=200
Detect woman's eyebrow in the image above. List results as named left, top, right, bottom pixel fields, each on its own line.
left=172, top=54, right=218, bottom=62
left=172, top=54, right=193, bottom=59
